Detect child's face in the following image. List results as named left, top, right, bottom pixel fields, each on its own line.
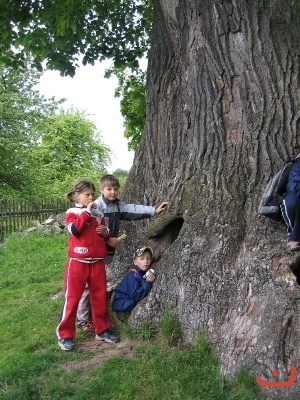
left=101, top=183, right=119, bottom=202
left=133, top=251, right=152, bottom=271
left=76, top=189, right=95, bottom=207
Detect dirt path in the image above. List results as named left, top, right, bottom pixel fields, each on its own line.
left=59, top=337, right=142, bottom=372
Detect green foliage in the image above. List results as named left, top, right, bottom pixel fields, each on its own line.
left=113, top=168, right=129, bottom=179
left=107, top=67, right=146, bottom=150
left=0, top=61, right=111, bottom=199
left=0, top=1, right=154, bottom=156
left=34, top=108, right=111, bottom=197
left=0, top=232, right=265, bottom=400
left=0, top=61, right=61, bottom=198
left=0, top=1, right=152, bottom=153
left=113, top=168, right=129, bottom=192
left=0, top=0, right=153, bottom=76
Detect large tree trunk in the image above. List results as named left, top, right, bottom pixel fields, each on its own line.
left=109, top=1, right=300, bottom=398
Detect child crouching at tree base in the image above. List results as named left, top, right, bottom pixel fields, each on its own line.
left=56, top=179, right=119, bottom=351
left=112, top=246, right=156, bottom=321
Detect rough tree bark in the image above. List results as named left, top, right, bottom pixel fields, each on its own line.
left=107, top=1, right=300, bottom=398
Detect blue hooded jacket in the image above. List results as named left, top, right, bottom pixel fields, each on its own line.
left=286, top=159, right=300, bottom=197
left=112, top=265, right=153, bottom=312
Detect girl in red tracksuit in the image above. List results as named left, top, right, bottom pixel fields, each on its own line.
left=56, top=179, right=119, bottom=351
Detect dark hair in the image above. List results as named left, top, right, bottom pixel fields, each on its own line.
left=100, top=174, right=120, bottom=189
left=65, top=179, right=96, bottom=203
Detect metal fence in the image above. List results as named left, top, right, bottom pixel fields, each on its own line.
left=0, top=198, right=69, bottom=242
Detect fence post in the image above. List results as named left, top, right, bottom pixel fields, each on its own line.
left=0, top=198, right=68, bottom=242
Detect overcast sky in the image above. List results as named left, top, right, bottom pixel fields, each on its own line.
left=37, top=60, right=135, bottom=173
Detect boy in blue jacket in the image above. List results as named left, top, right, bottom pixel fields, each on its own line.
left=112, top=246, right=156, bottom=321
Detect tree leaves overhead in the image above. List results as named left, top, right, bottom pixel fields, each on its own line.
left=108, top=67, right=146, bottom=151
left=0, top=0, right=153, bottom=76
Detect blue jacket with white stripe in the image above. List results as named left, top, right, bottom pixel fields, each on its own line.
left=112, top=266, right=153, bottom=312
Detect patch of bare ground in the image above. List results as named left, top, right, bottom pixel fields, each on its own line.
left=59, top=337, right=142, bottom=372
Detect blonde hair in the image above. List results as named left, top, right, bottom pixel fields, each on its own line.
left=65, top=179, right=96, bottom=203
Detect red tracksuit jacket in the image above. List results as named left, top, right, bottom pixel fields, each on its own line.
left=65, top=206, right=110, bottom=259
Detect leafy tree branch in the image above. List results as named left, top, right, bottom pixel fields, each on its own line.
left=0, top=0, right=153, bottom=76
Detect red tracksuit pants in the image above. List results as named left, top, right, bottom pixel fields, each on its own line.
left=56, top=258, right=111, bottom=339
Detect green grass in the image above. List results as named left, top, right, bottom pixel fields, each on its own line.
left=0, top=232, right=265, bottom=399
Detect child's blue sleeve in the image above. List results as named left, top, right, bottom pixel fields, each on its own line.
left=127, top=273, right=153, bottom=303
left=288, top=161, right=300, bottom=197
